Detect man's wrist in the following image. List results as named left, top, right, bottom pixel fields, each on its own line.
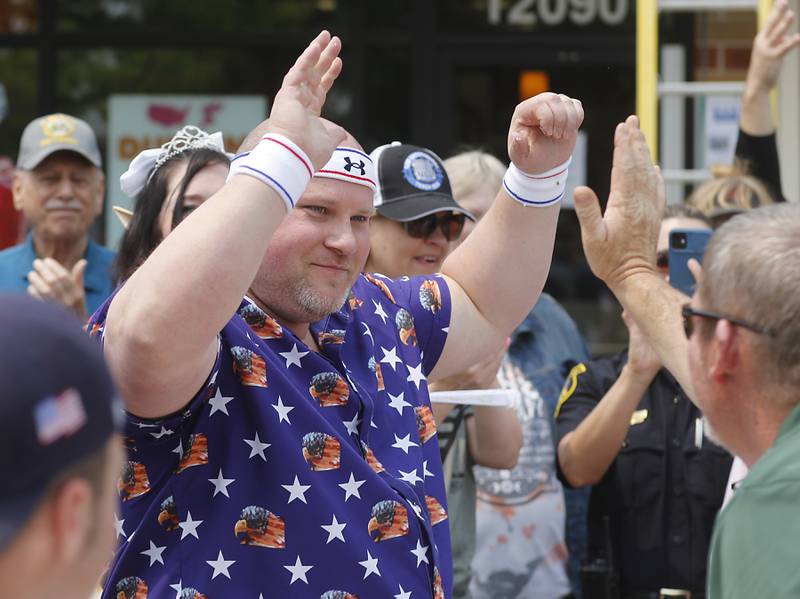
left=227, top=134, right=313, bottom=212
left=503, top=157, right=571, bottom=208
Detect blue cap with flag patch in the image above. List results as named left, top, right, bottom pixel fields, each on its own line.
left=0, top=294, right=121, bottom=550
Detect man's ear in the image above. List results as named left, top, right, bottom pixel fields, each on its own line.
left=48, top=478, right=94, bottom=564
left=92, top=172, right=106, bottom=217
left=12, top=170, right=27, bottom=211
left=709, top=319, right=740, bottom=382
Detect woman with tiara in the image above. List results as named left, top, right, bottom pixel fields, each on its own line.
left=114, top=125, right=231, bottom=281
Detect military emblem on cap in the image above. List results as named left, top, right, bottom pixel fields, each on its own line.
left=402, top=151, right=444, bottom=191
left=39, top=113, right=78, bottom=147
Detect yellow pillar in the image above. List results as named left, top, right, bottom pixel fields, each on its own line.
left=636, top=0, right=659, bottom=160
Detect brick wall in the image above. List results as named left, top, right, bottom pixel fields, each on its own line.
left=693, top=11, right=757, bottom=81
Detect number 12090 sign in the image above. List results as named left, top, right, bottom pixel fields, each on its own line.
left=488, top=0, right=629, bottom=27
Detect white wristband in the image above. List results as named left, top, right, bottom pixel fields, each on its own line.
left=503, top=157, right=572, bottom=207
left=227, top=134, right=313, bottom=211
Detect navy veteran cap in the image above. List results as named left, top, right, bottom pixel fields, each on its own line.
left=370, top=142, right=475, bottom=222
left=0, top=294, right=120, bottom=550
left=17, top=113, right=102, bottom=170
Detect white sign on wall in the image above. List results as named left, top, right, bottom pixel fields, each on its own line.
left=703, top=96, right=741, bottom=169
left=105, top=94, right=268, bottom=247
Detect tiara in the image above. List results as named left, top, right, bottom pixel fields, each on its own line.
left=152, top=125, right=222, bottom=172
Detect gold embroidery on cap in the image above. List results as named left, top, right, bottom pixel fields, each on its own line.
left=630, top=409, right=649, bottom=426
left=39, top=114, right=78, bottom=147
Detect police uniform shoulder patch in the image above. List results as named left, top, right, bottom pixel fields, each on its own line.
left=554, top=362, right=587, bottom=419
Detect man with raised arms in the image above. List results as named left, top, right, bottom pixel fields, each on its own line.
left=93, top=32, right=583, bottom=597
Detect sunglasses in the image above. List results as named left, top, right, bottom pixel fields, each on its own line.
left=402, top=212, right=466, bottom=242
left=681, top=303, right=776, bottom=339
left=656, top=250, right=669, bottom=269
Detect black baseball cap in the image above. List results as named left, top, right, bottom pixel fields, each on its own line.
left=370, top=142, right=475, bottom=222
left=0, top=295, right=121, bottom=550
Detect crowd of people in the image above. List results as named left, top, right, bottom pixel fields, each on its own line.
left=1, top=2, right=798, bottom=598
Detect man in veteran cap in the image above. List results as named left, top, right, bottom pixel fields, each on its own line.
left=0, top=113, right=114, bottom=319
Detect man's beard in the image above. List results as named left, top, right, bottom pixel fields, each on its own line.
left=293, top=280, right=350, bottom=322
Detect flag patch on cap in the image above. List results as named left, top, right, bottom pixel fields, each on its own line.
left=34, top=388, right=87, bottom=445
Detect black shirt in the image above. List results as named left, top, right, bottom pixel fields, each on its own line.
left=554, top=351, right=732, bottom=595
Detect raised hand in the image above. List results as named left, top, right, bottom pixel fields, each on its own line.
left=573, top=115, right=664, bottom=292
left=747, top=0, right=800, bottom=94
left=507, top=92, right=584, bottom=174
left=623, top=310, right=661, bottom=380
left=239, top=31, right=346, bottom=169
left=27, top=258, right=88, bottom=319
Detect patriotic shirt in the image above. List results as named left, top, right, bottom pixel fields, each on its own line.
left=91, top=273, right=453, bottom=599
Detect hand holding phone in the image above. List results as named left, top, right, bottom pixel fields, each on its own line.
left=668, top=228, right=712, bottom=296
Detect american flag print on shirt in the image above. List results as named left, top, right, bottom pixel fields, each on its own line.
left=89, top=273, right=454, bottom=598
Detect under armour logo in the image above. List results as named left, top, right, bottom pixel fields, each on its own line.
left=343, top=157, right=366, bottom=176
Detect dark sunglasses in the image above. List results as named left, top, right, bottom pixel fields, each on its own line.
left=402, top=212, right=466, bottom=242
left=681, top=303, right=776, bottom=340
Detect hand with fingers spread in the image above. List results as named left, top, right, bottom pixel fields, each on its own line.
left=239, top=31, right=346, bottom=169
left=507, top=92, right=584, bottom=175
left=741, top=0, right=800, bottom=135
left=27, top=258, right=88, bottom=319
left=573, top=115, right=664, bottom=293
left=748, top=0, right=800, bottom=96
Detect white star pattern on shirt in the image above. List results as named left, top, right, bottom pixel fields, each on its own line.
left=362, top=322, right=374, bottom=344
left=272, top=397, right=294, bottom=424
left=406, top=362, right=426, bottom=389
left=373, top=300, right=389, bottom=324
left=169, top=580, right=183, bottom=598
left=272, top=395, right=294, bottom=424
left=359, top=549, right=381, bottom=579
left=208, top=468, right=235, bottom=497
left=206, top=550, right=235, bottom=579
left=150, top=425, right=174, bottom=439
left=395, top=584, right=413, bottom=599
left=207, top=387, right=233, bottom=416
left=172, top=442, right=183, bottom=458
left=392, top=433, right=419, bottom=454
left=338, top=472, right=365, bottom=501
left=321, top=514, right=347, bottom=543
left=279, top=343, right=309, bottom=368
left=141, top=540, right=166, bottom=566
left=410, top=539, right=429, bottom=566
left=243, top=432, right=271, bottom=461
left=409, top=502, right=424, bottom=519
left=387, top=391, right=411, bottom=415
left=284, top=555, right=313, bottom=584
left=422, top=460, right=435, bottom=478
left=282, top=475, right=311, bottom=504
left=133, top=421, right=157, bottom=429
left=113, top=514, right=126, bottom=539
left=380, top=345, right=403, bottom=371
left=178, top=511, right=203, bottom=540
left=398, top=468, right=422, bottom=486
left=343, top=413, right=361, bottom=436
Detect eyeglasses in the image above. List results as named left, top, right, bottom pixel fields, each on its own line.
left=681, top=303, right=776, bottom=339
left=402, top=212, right=466, bottom=242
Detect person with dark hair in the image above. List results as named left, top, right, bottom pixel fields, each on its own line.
left=555, top=204, right=730, bottom=598
left=0, top=113, right=113, bottom=318
left=114, top=126, right=231, bottom=281
left=0, top=294, right=122, bottom=598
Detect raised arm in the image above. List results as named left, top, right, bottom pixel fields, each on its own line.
left=740, top=0, right=800, bottom=136
left=572, top=117, right=696, bottom=399
left=431, top=93, right=583, bottom=380
left=104, top=32, right=346, bottom=418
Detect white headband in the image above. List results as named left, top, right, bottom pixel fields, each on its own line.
left=313, top=147, right=376, bottom=192
left=120, top=125, right=232, bottom=198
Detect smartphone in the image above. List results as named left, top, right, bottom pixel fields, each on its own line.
left=668, top=228, right=712, bottom=296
